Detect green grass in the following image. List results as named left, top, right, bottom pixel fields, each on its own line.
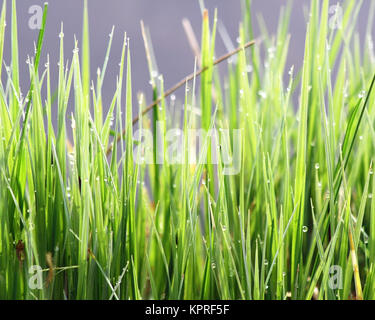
left=1, top=0, right=375, bottom=300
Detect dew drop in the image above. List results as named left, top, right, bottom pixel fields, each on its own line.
left=246, top=65, right=253, bottom=73
left=288, top=66, right=294, bottom=76
left=151, top=70, right=158, bottom=78
left=358, top=90, right=366, bottom=99
left=258, top=90, right=267, bottom=99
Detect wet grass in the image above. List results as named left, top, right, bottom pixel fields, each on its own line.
left=1, top=0, right=375, bottom=300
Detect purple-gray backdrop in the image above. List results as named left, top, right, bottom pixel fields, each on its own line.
left=2, top=0, right=373, bottom=108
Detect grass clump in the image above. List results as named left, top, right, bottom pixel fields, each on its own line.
left=1, top=0, right=375, bottom=300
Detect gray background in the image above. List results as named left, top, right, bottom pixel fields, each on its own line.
left=2, top=0, right=373, bottom=108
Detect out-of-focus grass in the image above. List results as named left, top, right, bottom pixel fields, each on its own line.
left=1, top=0, right=375, bottom=300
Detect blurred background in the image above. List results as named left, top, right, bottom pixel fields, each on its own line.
left=1, top=0, right=373, bottom=108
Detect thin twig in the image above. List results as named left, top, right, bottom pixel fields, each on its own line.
left=107, top=39, right=256, bottom=155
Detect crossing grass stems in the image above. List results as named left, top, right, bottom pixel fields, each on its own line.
left=1, top=0, right=375, bottom=300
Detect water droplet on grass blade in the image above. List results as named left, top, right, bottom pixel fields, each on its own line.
left=258, top=90, right=267, bottom=99
left=302, top=226, right=308, bottom=233
left=358, top=90, right=366, bottom=98
left=151, top=70, right=158, bottom=78
left=288, top=66, right=294, bottom=76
